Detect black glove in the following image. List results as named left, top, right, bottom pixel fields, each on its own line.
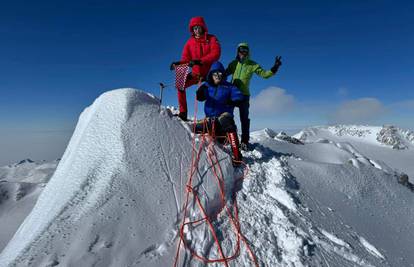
left=189, top=60, right=202, bottom=67
left=226, top=98, right=242, bottom=107
left=170, top=61, right=181, bottom=70
left=271, top=56, right=282, bottom=73
left=196, top=84, right=208, bottom=101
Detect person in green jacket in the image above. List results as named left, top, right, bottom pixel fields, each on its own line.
left=226, top=42, right=282, bottom=150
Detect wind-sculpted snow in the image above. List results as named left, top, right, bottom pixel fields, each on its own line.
left=0, top=89, right=234, bottom=267
left=235, top=153, right=307, bottom=266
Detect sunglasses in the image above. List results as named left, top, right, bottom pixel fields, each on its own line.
left=192, top=25, right=203, bottom=31
left=238, top=47, right=249, bottom=53
left=212, top=72, right=223, bottom=78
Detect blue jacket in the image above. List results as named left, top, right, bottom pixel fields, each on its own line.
left=196, top=61, right=244, bottom=117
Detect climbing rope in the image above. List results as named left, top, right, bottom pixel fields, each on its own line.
left=173, top=82, right=259, bottom=267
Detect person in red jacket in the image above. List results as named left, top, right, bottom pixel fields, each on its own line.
left=170, top=16, right=221, bottom=121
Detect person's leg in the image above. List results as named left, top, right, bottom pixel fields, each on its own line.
left=218, top=113, right=242, bottom=166
left=239, top=95, right=250, bottom=145
left=176, top=73, right=200, bottom=121
left=177, top=89, right=187, bottom=114
left=193, top=118, right=211, bottom=134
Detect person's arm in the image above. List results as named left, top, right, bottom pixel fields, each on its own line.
left=225, top=60, right=237, bottom=78
left=196, top=84, right=208, bottom=101
left=253, top=63, right=274, bottom=79
left=200, top=35, right=221, bottom=65
left=227, top=84, right=244, bottom=106
left=180, top=40, right=192, bottom=63
left=254, top=56, right=282, bottom=78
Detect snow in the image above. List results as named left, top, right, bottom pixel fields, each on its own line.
left=320, top=229, right=350, bottom=248
left=0, top=89, right=234, bottom=267
left=1, top=90, right=413, bottom=266
left=295, top=125, right=414, bottom=179
left=359, top=236, right=386, bottom=260
left=0, top=159, right=58, bottom=184
left=0, top=160, right=57, bottom=251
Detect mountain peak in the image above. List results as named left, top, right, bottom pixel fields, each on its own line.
left=17, top=159, right=34, bottom=165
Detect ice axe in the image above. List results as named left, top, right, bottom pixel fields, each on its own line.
left=159, top=82, right=167, bottom=105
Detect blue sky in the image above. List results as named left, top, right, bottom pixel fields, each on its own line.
left=1, top=0, right=413, bottom=164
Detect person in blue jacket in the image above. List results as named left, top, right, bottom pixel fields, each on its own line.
left=195, top=61, right=244, bottom=166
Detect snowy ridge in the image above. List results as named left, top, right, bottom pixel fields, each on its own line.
left=295, top=124, right=414, bottom=150
left=0, top=89, right=234, bottom=267
left=294, top=125, right=377, bottom=141
left=294, top=124, right=414, bottom=182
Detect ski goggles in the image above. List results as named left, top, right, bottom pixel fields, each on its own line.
left=212, top=71, right=224, bottom=79
left=192, top=25, right=203, bottom=31
left=238, top=46, right=249, bottom=53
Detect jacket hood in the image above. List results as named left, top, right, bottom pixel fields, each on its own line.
left=207, top=61, right=226, bottom=84
left=237, top=42, right=249, bottom=49
left=236, top=42, right=250, bottom=59
left=189, top=16, right=208, bottom=34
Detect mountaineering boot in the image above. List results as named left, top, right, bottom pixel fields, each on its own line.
left=240, top=142, right=250, bottom=151
left=227, top=132, right=242, bottom=167
left=178, top=111, right=188, bottom=121
left=241, top=118, right=250, bottom=146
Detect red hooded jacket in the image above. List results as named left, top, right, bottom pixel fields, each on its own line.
left=181, top=17, right=221, bottom=78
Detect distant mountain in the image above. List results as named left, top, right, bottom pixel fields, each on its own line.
left=295, top=124, right=414, bottom=150
left=0, top=159, right=58, bottom=251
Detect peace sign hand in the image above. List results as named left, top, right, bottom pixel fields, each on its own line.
left=275, top=56, right=282, bottom=68
left=271, top=56, right=282, bottom=73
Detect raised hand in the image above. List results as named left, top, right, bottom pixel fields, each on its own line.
left=275, top=56, right=282, bottom=67
left=170, top=61, right=181, bottom=70
left=271, top=56, right=282, bottom=73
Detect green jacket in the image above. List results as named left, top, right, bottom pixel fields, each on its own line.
left=226, top=42, right=275, bottom=96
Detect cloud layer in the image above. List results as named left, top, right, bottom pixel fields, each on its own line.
left=330, top=98, right=387, bottom=124
left=393, top=100, right=414, bottom=110
left=247, top=86, right=413, bottom=130
left=250, top=87, right=295, bottom=115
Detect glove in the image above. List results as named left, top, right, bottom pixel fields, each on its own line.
left=226, top=98, right=242, bottom=107
left=189, top=60, right=202, bottom=67
left=271, top=56, right=282, bottom=73
left=170, top=61, right=181, bottom=70
left=196, top=84, right=208, bottom=101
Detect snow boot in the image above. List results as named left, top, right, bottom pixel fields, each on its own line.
left=227, top=132, right=242, bottom=166
left=241, top=118, right=250, bottom=147
left=177, top=111, right=188, bottom=121
left=240, top=142, right=250, bottom=151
